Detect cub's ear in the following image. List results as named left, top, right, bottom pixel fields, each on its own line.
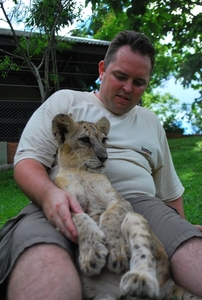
left=96, top=117, right=110, bottom=136
left=52, top=114, right=76, bottom=144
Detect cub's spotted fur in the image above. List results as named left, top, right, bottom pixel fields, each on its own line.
left=52, top=113, right=201, bottom=300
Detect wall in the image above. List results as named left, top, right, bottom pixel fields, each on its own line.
left=0, top=142, right=18, bottom=165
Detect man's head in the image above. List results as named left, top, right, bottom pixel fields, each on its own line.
left=104, top=31, right=155, bottom=75
left=95, top=31, right=155, bottom=115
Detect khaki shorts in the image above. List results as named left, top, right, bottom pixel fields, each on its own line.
left=0, top=196, right=201, bottom=296
left=128, top=196, right=202, bottom=258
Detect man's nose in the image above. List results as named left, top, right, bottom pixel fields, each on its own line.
left=122, top=80, right=133, bottom=93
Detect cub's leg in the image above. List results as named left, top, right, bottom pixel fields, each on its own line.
left=73, top=213, right=108, bottom=276
left=99, top=198, right=132, bottom=274
left=120, top=211, right=160, bottom=298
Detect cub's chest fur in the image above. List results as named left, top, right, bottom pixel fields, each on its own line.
left=55, top=170, right=115, bottom=218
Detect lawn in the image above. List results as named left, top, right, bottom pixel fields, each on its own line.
left=0, top=136, right=202, bottom=229
left=168, top=136, right=202, bottom=225
left=0, top=168, right=29, bottom=228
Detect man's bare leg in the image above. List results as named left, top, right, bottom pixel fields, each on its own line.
left=7, top=244, right=82, bottom=300
left=170, top=237, right=202, bottom=297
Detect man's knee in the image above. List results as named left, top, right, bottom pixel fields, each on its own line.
left=7, top=244, right=82, bottom=300
left=170, top=237, right=202, bottom=297
left=171, top=237, right=202, bottom=263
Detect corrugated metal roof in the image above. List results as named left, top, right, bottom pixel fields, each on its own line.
left=0, top=28, right=110, bottom=46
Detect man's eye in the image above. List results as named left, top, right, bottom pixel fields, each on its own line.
left=79, top=137, right=91, bottom=145
left=133, top=81, right=144, bottom=86
left=115, top=75, right=126, bottom=81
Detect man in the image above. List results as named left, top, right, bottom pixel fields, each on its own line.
left=0, top=30, right=202, bottom=300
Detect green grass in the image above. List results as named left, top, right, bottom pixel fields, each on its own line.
left=0, top=169, right=30, bottom=228
left=168, top=136, right=202, bottom=225
left=0, top=136, right=202, bottom=229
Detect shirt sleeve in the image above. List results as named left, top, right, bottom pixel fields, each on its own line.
left=14, top=91, right=69, bottom=168
left=153, top=126, right=185, bottom=202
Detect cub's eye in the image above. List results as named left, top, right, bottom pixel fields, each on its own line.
left=79, top=137, right=92, bottom=145
left=102, top=137, right=107, bottom=144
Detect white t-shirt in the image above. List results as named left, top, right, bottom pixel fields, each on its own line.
left=14, top=89, right=184, bottom=202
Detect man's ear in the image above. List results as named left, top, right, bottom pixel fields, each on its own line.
left=98, top=60, right=105, bottom=80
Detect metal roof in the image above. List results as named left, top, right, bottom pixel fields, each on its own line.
left=0, top=28, right=110, bottom=46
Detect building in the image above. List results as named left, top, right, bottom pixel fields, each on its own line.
left=0, top=28, right=110, bottom=164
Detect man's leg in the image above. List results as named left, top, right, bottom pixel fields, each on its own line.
left=170, top=237, right=202, bottom=297
left=7, top=244, right=82, bottom=300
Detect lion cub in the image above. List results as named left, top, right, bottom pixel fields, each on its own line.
left=52, top=113, right=200, bottom=300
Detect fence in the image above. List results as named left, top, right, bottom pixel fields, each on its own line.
left=0, top=100, right=41, bottom=142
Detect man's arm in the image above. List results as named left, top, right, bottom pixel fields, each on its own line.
left=14, top=158, right=83, bottom=243
left=167, top=196, right=202, bottom=232
left=166, top=196, right=185, bottom=218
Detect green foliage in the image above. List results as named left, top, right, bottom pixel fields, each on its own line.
left=187, top=99, right=202, bottom=134
left=18, top=34, right=48, bottom=57
left=177, top=53, right=202, bottom=90
left=0, top=0, right=83, bottom=102
left=25, top=0, right=81, bottom=33
left=0, top=55, right=20, bottom=77
left=76, top=0, right=201, bottom=133
left=142, top=91, right=185, bottom=133
left=70, top=4, right=126, bottom=41
left=83, top=0, right=202, bottom=91
left=90, top=11, right=126, bottom=41
left=163, top=118, right=184, bottom=134
left=75, top=0, right=201, bottom=136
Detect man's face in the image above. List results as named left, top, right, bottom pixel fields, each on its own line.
left=96, top=45, right=151, bottom=115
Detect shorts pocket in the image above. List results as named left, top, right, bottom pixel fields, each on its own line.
left=0, top=214, right=26, bottom=242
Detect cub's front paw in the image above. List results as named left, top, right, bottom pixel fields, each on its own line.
left=106, top=238, right=130, bottom=274
left=73, top=213, right=109, bottom=276
left=120, top=270, right=159, bottom=298
left=79, top=228, right=108, bottom=276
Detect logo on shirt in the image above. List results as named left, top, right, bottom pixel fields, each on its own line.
left=141, top=147, right=152, bottom=156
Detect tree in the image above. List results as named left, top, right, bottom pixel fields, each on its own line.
left=142, top=91, right=185, bottom=133
left=0, top=0, right=82, bottom=102
left=72, top=0, right=201, bottom=132
left=183, top=96, right=202, bottom=134
left=81, top=0, right=201, bottom=91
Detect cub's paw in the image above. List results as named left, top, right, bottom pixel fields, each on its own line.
left=73, top=213, right=108, bottom=276
left=120, top=270, right=159, bottom=298
left=79, top=229, right=108, bottom=276
left=106, top=238, right=130, bottom=274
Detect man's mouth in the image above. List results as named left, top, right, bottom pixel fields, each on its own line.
left=118, top=95, right=130, bottom=101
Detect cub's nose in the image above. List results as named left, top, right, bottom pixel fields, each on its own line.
left=97, top=156, right=108, bottom=163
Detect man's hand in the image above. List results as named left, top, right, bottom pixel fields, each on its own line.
left=42, top=188, right=83, bottom=243
left=14, top=159, right=83, bottom=243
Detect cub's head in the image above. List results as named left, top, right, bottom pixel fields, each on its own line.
left=52, top=114, right=110, bottom=172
